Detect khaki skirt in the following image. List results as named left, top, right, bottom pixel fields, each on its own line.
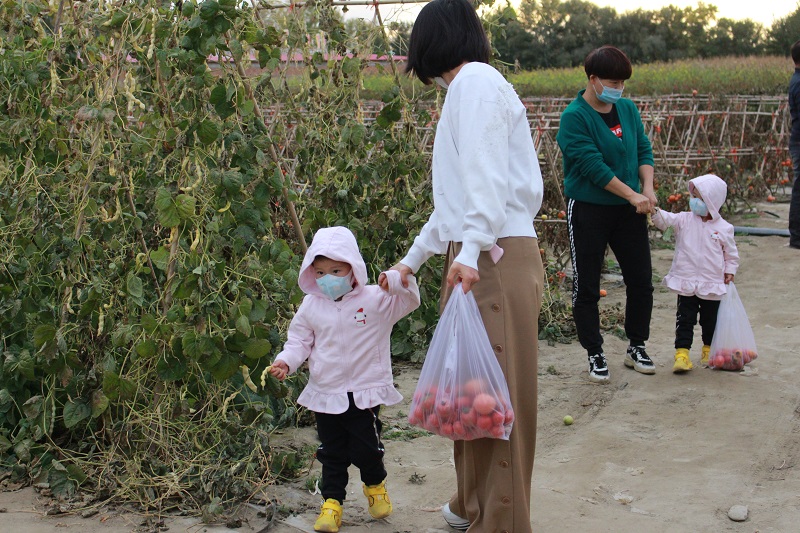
left=442, top=237, right=543, bottom=533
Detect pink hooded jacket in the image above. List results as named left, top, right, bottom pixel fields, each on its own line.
left=652, top=174, right=739, bottom=300
left=274, top=227, right=421, bottom=414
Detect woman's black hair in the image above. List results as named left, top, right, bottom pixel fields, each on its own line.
left=405, top=0, right=490, bottom=85
left=584, top=45, right=632, bottom=81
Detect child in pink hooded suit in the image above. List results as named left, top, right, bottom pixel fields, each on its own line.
left=268, top=226, right=420, bottom=532
left=652, top=174, right=739, bottom=373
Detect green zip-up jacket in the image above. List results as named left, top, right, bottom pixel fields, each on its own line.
left=556, top=90, right=654, bottom=205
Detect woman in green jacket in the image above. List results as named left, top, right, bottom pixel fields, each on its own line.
left=556, top=45, right=656, bottom=383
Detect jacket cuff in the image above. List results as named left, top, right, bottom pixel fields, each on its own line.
left=400, top=248, right=427, bottom=274
left=454, top=241, right=481, bottom=271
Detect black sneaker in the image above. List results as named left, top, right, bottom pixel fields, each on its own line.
left=588, top=353, right=610, bottom=383
left=625, top=345, right=656, bottom=374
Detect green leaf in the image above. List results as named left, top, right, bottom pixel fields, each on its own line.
left=202, top=496, right=225, bottom=523
left=155, top=187, right=180, bottom=227
left=242, top=338, right=271, bottom=359
left=342, top=57, right=361, bottom=76
left=4, top=350, right=36, bottom=380
left=0, top=435, right=11, bottom=453
left=235, top=314, right=251, bottom=336
left=196, top=119, right=219, bottom=145
left=249, top=298, right=267, bottom=322
left=150, top=247, right=169, bottom=271
left=229, top=38, right=243, bottom=62
left=157, top=353, right=188, bottom=382
left=236, top=298, right=252, bottom=317
left=127, top=274, right=144, bottom=299
left=91, top=390, right=110, bottom=418
left=66, top=463, right=88, bottom=485
left=22, top=395, right=43, bottom=419
left=199, top=1, right=220, bottom=20
left=135, top=339, right=157, bottom=358
left=33, top=325, right=56, bottom=349
left=209, top=352, right=240, bottom=381
left=175, top=194, right=196, bottom=219
left=141, top=313, right=159, bottom=334
left=14, top=439, right=32, bottom=462
left=49, top=462, right=76, bottom=499
left=239, top=100, right=254, bottom=117
left=182, top=331, right=215, bottom=359
left=212, top=89, right=236, bottom=119
left=209, top=84, right=227, bottom=106
left=63, top=400, right=91, bottom=428
left=102, top=372, right=136, bottom=401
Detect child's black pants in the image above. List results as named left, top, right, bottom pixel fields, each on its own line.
left=675, top=294, right=721, bottom=348
left=314, top=392, right=386, bottom=503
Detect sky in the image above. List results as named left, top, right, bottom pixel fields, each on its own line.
left=345, top=0, right=799, bottom=28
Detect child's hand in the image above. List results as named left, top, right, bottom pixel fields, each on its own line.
left=724, top=273, right=734, bottom=284
left=380, top=263, right=413, bottom=291
left=269, top=361, right=289, bottom=381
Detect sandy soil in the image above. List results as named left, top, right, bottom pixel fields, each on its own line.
left=2, top=200, right=799, bottom=533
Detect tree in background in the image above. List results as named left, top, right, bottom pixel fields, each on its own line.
left=767, top=8, right=800, bottom=55
left=485, top=0, right=791, bottom=70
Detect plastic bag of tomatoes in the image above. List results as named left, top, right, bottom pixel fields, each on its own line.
left=408, top=284, right=514, bottom=440
left=709, top=283, right=758, bottom=371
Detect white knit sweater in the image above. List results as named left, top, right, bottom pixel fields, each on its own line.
left=401, top=62, right=544, bottom=272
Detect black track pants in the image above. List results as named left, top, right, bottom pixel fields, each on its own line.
left=567, top=199, right=654, bottom=355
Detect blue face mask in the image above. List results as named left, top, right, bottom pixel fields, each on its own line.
left=316, top=273, right=353, bottom=301
left=689, top=197, right=709, bottom=217
left=594, top=81, right=624, bottom=104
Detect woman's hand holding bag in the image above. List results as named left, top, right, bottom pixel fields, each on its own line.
left=408, top=284, right=514, bottom=440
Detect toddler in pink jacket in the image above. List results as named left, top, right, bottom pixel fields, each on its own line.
left=267, top=226, right=420, bottom=532
left=652, top=174, right=739, bottom=373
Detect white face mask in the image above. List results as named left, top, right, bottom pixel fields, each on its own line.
left=434, top=76, right=449, bottom=89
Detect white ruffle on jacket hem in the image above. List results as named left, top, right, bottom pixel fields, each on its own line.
left=297, top=385, right=404, bottom=415
left=662, top=275, right=727, bottom=300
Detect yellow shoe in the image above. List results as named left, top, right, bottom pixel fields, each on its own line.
left=672, top=348, right=693, bottom=373
left=363, top=480, right=393, bottom=519
left=701, top=345, right=711, bottom=366
left=314, top=499, right=342, bottom=532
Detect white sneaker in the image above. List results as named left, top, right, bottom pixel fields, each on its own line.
left=587, top=353, right=610, bottom=383
left=442, top=502, right=470, bottom=531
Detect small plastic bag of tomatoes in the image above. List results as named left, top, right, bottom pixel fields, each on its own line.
left=709, top=283, right=758, bottom=371
left=408, top=284, right=514, bottom=441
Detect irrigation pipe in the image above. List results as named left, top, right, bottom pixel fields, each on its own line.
left=733, top=226, right=790, bottom=236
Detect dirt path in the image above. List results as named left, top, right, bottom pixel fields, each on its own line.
left=2, top=201, right=799, bottom=532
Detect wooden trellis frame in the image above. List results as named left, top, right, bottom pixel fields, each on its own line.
left=264, top=94, right=790, bottom=211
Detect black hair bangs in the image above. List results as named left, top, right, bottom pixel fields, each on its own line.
left=584, top=45, right=633, bottom=81
left=405, top=0, right=490, bottom=84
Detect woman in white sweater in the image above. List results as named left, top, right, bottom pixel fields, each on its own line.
left=382, top=1, right=545, bottom=530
